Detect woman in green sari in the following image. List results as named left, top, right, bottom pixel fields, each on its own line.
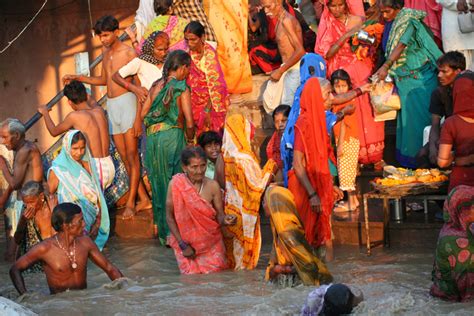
left=375, top=0, right=442, bottom=168
left=141, top=50, right=195, bottom=244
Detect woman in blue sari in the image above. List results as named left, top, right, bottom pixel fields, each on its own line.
left=375, top=0, right=442, bottom=167
left=48, top=130, right=109, bottom=250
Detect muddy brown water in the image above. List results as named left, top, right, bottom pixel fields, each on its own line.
left=0, top=238, right=473, bottom=315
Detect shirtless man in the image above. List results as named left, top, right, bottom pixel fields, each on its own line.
left=10, top=202, right=123, bottom=295
left=261, top=0, right=305, bottom=111
left=0, top=118, right=43, bottom=261
left=14, top=182, right=55, bottom=272
left=38, top=80, right=115, bottom=190
left=63, top=15, right=151, bottom=218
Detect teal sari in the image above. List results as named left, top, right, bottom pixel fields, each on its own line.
left=144, top=78, right=187, bottom=244
left=48, top=130, right=109, bottom=250
left=386, top=8, right=442, bottom=167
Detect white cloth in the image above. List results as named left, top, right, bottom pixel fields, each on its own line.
left=135, top=0, right=156, bottom=40
left=437, top=0, right=474, bottom=70
left=118, top=58, right=163, bottom=90
left=301, top=284, right=332, bottom=316
left=263, top=63, right=300, bottom=113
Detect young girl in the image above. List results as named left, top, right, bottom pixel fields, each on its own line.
left=331, top=70, right=360, bottom=211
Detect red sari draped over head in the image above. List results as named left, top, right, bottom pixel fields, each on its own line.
left=315, top=0, right=384, bottom=165
left=405, top=0, right=442, bottom=47
left=288, top=78, right=334, bottom=248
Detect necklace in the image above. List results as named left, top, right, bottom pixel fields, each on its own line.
left=55, top=235, right=78, bottom=269
left=186, top=174, right=204, bottom=194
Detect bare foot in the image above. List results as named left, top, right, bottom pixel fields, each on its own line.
left=135, top=200, right=152, bottom=213
left=121, top=206, right=135, bottom=220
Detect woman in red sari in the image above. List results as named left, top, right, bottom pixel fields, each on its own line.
left=315, top=0, right=384, bottom=165
left=288, top=77, right=343, bottom=262
left=184, top=21, right=229, bottom=136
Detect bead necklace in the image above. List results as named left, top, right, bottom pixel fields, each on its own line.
left=55, top=235, right=78, bottom=269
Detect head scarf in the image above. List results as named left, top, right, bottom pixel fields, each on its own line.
left=281, top=53, right=327, bottom=186
left=453, top=71, right=474, bottom=119
left=315, top=0, right=365, bottom=58
left=139, top=31, right=169, bottom=65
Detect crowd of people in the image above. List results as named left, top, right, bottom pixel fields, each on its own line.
left=0, top=0, right=473, bottom=307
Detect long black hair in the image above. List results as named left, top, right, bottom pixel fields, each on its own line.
left=330, top=69, right=353, bottom=90
left=378, top=0, right=404, bottom=9
left=162, top=50, right=191, bottom=83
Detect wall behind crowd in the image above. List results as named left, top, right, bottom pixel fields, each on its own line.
left=0, top=0, right=138, bottom=153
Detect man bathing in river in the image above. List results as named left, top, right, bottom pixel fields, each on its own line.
left=10, top=203, right=123, bottom=295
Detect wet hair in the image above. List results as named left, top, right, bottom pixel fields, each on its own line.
left=154, top=0, right=173, bottom=15
left=1, top=118, right=25, bottom=138
left=51, top=203, right=82, bottom=232
left=181, top=146, right=207, bottom=166
left=437, top=51, right=466, bottom=71
left=321, top=284, right=357, bottom=315
left=71, top=131, right=86, bottom=145
left=162, top=49, right=191, bottom=82
left=330, top=69, right=353, bottom=90
left=93, top=15, right=119, bottom=35
left=197, top=131, right=222, bottom=148
left=378, top=0, right=404, bottom=9
left=64, top=80, right=87, bottom=104
left=20, top=181, right=43, bottom=197
left=272, top=104, right=291, bottom=120
left=184, top=21, right=205, bottom=38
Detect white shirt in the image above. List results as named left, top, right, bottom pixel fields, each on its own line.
left=118, top=57, right=163, bottom=90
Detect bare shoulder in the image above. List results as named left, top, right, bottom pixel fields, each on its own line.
left=205, top=178, right=220, bottom=192
left=22, top=141, right=40, bottom=157
left=119, top=42, right=136, bottom=58
left=349, top=15, right=364, bottom=26
left=77, top=235, right=96, bottom=249
left=283, top=12, right=299, bottom=29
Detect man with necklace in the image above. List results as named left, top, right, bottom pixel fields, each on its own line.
left=10, top=203, right=123, bottom=295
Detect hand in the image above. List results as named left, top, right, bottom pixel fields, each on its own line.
left=359, top=83, right=373, bottom=94
left=223, top=214, right=237, bottom=226
left=332, top=186, right=344, bottom=201
left=309, top=193, right=322, bottom=212
left=37, top=105, right=50, bottom=116
left=132, top=86, right=148, bottom=104
left=47, top=194, right=58, bottom=211
left=457, top=0, right=469, bottom=12
left=343, top=104, right=355, bottom=116
left=374, top=65, right=388, bottom=82
left=270, top=68, right=283, bottom=82
left=125, top=26, right=137, bottom=43
left=63, top=74, right=79, bottom=85
left=131, top=119, right=143, bottom=138
left=182, top=244, right=196, bottom=259
left=22, top=205, right=36, bottom=220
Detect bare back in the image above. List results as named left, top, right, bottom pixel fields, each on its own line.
left=275, top=13, right=303, bottom=63
left=15, top=142, right=43, bottom=187
left=69, top=111, right=107, bottom=158
left=89, top=106, right=110, bottom=156
left=103, top=42, right=136, bottom=98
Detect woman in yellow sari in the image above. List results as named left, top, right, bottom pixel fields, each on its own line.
left=222, top=114, right=276, bottom=270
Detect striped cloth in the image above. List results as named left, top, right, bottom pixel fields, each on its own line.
left=172, top=0, right=217, bottom=42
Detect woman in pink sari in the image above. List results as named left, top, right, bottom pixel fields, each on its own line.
left=315, top=0, right=384, bottom=165
left=405, top=0, right=442, bottom=48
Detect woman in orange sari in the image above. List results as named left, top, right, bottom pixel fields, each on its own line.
left=288, top=77, right=342, bottom=262
left=315, top=0, right=384, bottom=165
left=184, top=21, right=230, bottom=136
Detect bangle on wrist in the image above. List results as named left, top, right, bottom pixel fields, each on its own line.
left=124, top=82, right=130, bottom=90
left=384, top=59, right=393, bottom=68
left=178, top=240, right=188, bottom=250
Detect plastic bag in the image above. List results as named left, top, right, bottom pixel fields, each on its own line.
left=370, top=81, right=401, bottom=115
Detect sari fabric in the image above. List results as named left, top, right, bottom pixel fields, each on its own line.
left=49, top=130, right=109, bottom=250
left=431, top=185, right=474, bottom=302
left=385, top=8, right=442, bottom=167
left=144, top=79, right=187, bottom=244
left=264, top=186, right=333, bottom=286
left=404, top=0, right=442, bottom=46
left=222, top=114, right=276, bottom=270
left=169, top=173, right=227, bottom=274
left=288, top=78, right=334, bottom=248
left=205, top=0, right=253, bottom=94
left=143, top=15, right=189, bottom=51
left=188, top=43, right=229, bottom=136
left=281, top=53, right=327, bottom=186
left=315, top=1, right=384, bottom=165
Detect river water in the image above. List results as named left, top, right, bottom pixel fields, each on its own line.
left=0, top=238, right=473, bottom=315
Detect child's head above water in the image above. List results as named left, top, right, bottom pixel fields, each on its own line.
left=331, top=69, right=353, bottom=95
left=272, top=104, right=291, bottom=132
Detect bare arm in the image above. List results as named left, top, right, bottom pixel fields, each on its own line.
left=0, top=185, right=13, bottom=210
left=141, top=81, right=161, bottom=120
left=180, top=88, right=195, bottom=142
left=63, top=50, right=107, bottom=86
left=0, top=148, right=30, bottom=190
left=10, top=242, right=48, bottom=294
left=210, top=180, right=225, bottom=225
left=214, top=154, right=225, bottom=190
left=39, top=108, right=75, bottom=137
left=429, top=115, right=442, bottom=164
left=47, top=170, right=59, bottom=195
left=326, top=16, right=363, bottom=59
left=87, top=237, right=123, bottom=280
left=293, top=150, right=321, bottom=212
left=437, top=143, right=454, bottom=168
left=279, top=17, right=305, bottom=72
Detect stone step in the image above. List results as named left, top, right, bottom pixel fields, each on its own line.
left=113, top=207, right=154, bottom=239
